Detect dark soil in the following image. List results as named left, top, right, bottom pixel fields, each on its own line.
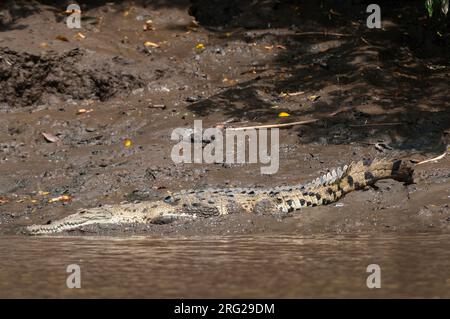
left=0, top=48, right=143, bottom=107
left=0, top=0, right=449, bottom=236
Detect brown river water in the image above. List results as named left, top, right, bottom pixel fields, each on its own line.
left=0, top=233, right=449, bottom=298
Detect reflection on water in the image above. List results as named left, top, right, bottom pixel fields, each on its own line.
left=0, top=233, right=449, bottom=298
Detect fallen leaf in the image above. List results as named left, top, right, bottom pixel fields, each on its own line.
left=308, top=95, right=320, bottom=102
left=189, top=20, right=199, bottom=28
left=64, top=9, right=81, bottom=15
left=0, top=197, right=8, bottom=205
left=264, top=45, right=274, bottom=50
left=144, top=41, right=160, bottom=48
left=42, top=132, right=60, bottom=143
left=39, top=42, right=49, bottom=48
left=124, top=138, right=133, bottom=148
left=76, top=108, right=93, bottom=115
left=38, top=191, right=50, bottom=196
left=287, top=91, right=305, bottom=96
left=278, top=112, right=290, bottom=117
left=143, top=20, right=154, bottom=31
left=55, top=35, right=69, bottom=42
left=123, top=7, right=135, bottom=17
left=74, top=32, right=86, bottom=40
left=49, top=195, right=72, bottom=203
left=31, top=199, right=38, bottom=204
left=195, top=43, right=205, bottom=50
left=276, top=44, right=287, bottom=49
left=280, top=91, right=304, bottom=98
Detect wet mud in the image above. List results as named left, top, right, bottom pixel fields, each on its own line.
left=0, top=0, right=449, bottom=236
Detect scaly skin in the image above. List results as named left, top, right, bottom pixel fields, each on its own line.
left=26, top=158, right=413, bottom=235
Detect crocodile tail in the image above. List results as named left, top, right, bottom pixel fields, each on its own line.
left=339, top=158, right=414, bottom=193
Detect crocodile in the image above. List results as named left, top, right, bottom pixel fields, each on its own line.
left=26, top=158, right=414, bottom=235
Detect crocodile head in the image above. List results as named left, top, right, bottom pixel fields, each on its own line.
left=26, top=207, right=129, bottom=235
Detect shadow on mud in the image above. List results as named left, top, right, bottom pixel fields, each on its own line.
left=187, top=0, right=450, bottom=153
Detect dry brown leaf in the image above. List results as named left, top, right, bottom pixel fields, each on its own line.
left=74, top=32, right=86, bottom=40
left=0, top=197, right=8, bottom=205
left=76, top=108, right=93, bottom=115
left=55, top=35, right=69, bottom=42
left=64, top=9, right=81, bottom=15
left=42, top=132, right=60, bottom=143
left=308, top=95, right=320, bottom=102
left=123, top=7, right=135, bottom=17
left=49, top=195, right=72, bottom=203
left=143, top=20, right=155, bottom=31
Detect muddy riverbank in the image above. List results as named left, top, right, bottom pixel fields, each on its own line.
left=0, top=0, right=449, bottom=236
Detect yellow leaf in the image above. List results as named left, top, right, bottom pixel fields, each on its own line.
left=74, top=32, right=86, bottom=40
left=49, top=195, right=72, bottom=203
left=144, top=41, right=160, bottom=48
left=124, top=139, right=133, bottom=148
left=38, top=191, right=50, bottom=196
left=278, top=112, right=290, bottom=117
left=308, top=95, right=320, bottom=102
left=195, top=43, right=205, bottom=50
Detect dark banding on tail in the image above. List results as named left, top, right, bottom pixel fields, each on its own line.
left=390, top=159, right=414, bottom=184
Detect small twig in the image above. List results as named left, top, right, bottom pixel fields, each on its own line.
left=226, top=119, right=319, bottom=131
left=414, top=152, right=447, bottom=166
left=360, top=36, right=372, bottom=46
left=294, top=31, right=352, bottom=37
left=349, top=122, right=402, bottom=127
left=225, top=107, right=350, bottom=131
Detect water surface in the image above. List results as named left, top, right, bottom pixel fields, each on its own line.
left=0, top=233, right=449, bottom=298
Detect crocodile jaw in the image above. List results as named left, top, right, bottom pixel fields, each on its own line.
left=26, top=209, right=141, bottom=235
left=27, top=219, right=108, bottom=234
